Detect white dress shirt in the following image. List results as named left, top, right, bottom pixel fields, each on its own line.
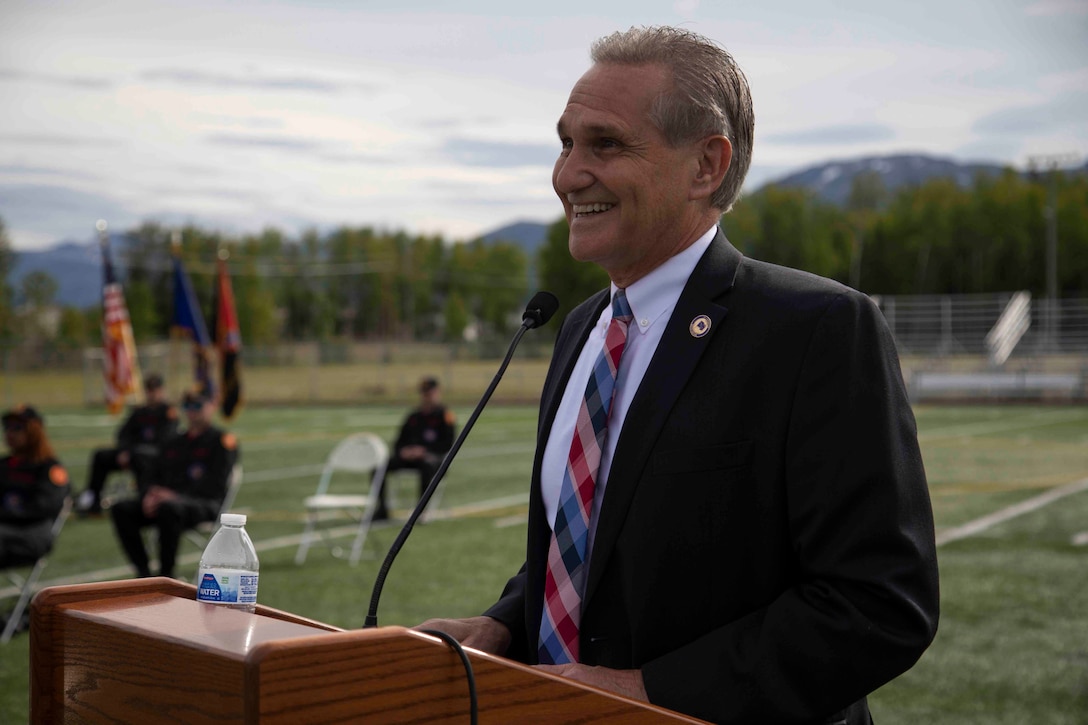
left=541, top=225, right=718, bottom=562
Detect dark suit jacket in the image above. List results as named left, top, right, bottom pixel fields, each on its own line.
left=484, top=230, right=940, bottom=724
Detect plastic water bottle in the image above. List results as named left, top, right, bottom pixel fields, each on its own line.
left=196, top=513, right=259, bottom=613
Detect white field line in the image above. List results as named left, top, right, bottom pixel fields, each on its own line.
left=0, top=493, right=530, bottom=597
left=11, top=443, right=1086, bottom=596
left=936, top=477, right=1088, bottom=547
left=239, top=443, right=536, bottom=483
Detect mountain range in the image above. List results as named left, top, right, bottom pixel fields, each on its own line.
left=10, top=153, right=1086, bottom=308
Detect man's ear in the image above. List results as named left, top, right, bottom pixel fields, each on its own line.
left=690, top=135, right=732, bottom=202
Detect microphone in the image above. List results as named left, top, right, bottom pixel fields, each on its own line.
left=364, top=291, right=559, bottom=628
left=521, top=291, right=559, bottom=330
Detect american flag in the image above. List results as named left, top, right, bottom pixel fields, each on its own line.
left=101, top=239, right=141, bottom=413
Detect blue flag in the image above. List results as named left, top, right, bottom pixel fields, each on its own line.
left=172, top=256, right=215, bottom=398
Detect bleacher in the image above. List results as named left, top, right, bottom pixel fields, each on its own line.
left=875, top=292, right=1088, bottom=402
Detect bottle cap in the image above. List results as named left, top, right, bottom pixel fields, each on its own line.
left=220, top=513, right=247, bottom=526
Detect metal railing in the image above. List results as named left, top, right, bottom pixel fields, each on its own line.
left=875, top=294, right=1088, bottom=358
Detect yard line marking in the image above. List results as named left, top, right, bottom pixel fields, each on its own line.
left=936, top=477, right=1088, bottom=547
left=239, top=443, right=537, bottom=483
left=457, top=443, right=536, bottom=459
left=493, top=514, right=528, bottom=528
left=920, top=409, right=1088, bottom=441
left=0, top=493, right=533, bottom=597
left=425, top=494, right=529, bottom=520
left=244, top=464, right=325, bottom=482
left=13, top=476, right=1085, bottom=598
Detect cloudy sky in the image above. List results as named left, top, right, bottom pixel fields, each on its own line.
left=1, top=0, right=1085, bottom=250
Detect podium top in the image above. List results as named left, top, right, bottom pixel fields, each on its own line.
left=72, top=592, right=325, bottom=657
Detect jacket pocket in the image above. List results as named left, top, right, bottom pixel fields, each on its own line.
left=650, top=440, right=753, bottom=476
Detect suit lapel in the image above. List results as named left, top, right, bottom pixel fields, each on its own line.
left=583, top=231, right=743, bottom=608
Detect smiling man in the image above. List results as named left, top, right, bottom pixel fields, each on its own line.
left=420, top=26, right=939, bottom=724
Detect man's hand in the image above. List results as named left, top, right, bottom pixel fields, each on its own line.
left=398, top=445, right=427, bottom=461
left=534, top=664, right=649, bottom=703
left=414, top=616, right=512, bottom=655
left=141, top=486, right=178, bottom=518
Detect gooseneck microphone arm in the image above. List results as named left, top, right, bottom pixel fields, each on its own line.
left=364, top=291, right=559, bottom=628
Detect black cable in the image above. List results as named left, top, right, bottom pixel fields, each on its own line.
left=419, top=628, right=479, bottom=725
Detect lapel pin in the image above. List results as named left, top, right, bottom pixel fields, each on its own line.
left=689, top=315, right=711, bottom=338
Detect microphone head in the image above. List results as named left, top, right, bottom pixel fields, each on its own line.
left=522, top=291, right=559, bottom=329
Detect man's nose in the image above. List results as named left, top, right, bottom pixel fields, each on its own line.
left=553, top=146, right=593, bottom=195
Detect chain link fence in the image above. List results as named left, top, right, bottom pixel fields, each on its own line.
left=3, top=294, right=1086, bottom=408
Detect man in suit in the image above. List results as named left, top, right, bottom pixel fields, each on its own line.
left=420, top=26, right=939, bottom=724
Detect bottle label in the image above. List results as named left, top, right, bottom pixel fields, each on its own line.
left=196, top=567, right=259, bottom=606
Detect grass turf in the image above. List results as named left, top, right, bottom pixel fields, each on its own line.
left=2, top=403, right=1087, bottom=723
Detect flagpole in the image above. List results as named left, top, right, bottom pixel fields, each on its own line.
left=97, top=219, right=113, bottom=413
left=170, top=230, right=182, bottom=398
left=215, top=246, right=243, bottom=420
left=171, top=230, right=215, bottom=400
left=217, top=246, right=227, bottom=414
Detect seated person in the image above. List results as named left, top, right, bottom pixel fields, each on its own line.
left=373, top=377, right=455, bottom=521
left=110, top=390, right=238, bottom=579
left=77, top=373, right=178, bottom=516
left=1, top=406, right=70, bottom=568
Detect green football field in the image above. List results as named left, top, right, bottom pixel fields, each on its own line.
left=2, top=403, right=1087, bottom=723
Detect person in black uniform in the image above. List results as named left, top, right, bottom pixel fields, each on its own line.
left=110, top=390, right=238, bottom=578
left=372, top=377, right=456, bottom=521
left=76, top=373, right=178, bottom=516
left=1, top=406, right=71, bottom=568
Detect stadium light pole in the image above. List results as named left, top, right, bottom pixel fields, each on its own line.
left=1027, top=153, right=1080, bottom=351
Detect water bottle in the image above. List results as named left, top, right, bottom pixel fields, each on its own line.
left=196, top=513, right=259, bottom=613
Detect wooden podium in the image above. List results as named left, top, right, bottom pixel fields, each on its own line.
left=30, top=578, right=706, bottom=723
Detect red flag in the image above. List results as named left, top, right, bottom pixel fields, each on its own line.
left=101, top=239, right=141, bottom=413
left=216, top=256, right=243, bottom=419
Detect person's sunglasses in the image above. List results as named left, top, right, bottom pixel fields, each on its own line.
left=3, top=421, right=26, bottom=432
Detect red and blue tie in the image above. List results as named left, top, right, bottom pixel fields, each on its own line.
left=538, top=289, right=634, bottom=664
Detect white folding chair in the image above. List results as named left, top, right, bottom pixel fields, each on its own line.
left=184, top=463, right=245, bottom=549
left=294, top=433, right=390, bottom=566
left=2, top=497, right=72, bottom=644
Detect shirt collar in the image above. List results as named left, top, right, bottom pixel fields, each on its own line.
left=606, top=225, right=717, bottom=335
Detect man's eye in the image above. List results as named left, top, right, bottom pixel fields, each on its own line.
left=559, top=138, right=573, bottom=152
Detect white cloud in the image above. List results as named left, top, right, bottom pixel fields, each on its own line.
left=1, top=0, right=1085, bottom=249
left=1024, top=0, right=1088, bottom=16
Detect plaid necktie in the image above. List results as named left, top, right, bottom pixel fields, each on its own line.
left=538, top=289, right=634, bottom=664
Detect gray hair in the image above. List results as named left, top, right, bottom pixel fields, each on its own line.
left=591, top=26, right=754, bottom=213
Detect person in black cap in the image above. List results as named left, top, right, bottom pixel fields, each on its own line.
left=109, top=389, right=238, bottom=579
left=76, top=373, right=179, bottom=516
left=372, top=377, right=456, bottom=521
left=1, top=406, right=71, bottom=568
